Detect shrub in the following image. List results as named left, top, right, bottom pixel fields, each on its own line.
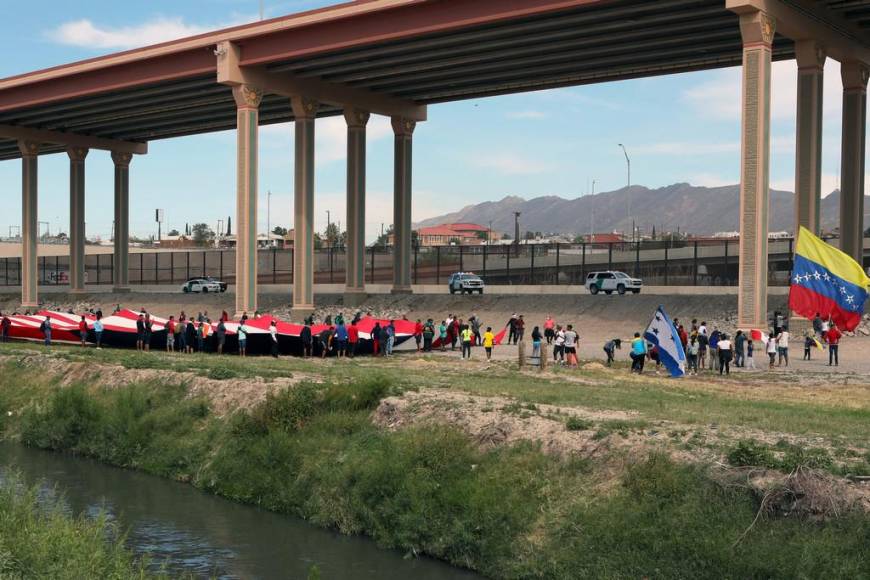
left=565, top=416, right=592, bottom=431
left=727, top=440, right=775, bottom=468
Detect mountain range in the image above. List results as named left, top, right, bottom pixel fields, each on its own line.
left=415, top=183, right=870, bottom=236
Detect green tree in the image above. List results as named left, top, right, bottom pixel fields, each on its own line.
left=272, top=226, right=288, bottom=236
left=167, top=229, right=180, bottom=237
left=190, top=223, right=215, bottom=246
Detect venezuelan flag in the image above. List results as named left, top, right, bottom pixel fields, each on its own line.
left=789, top=226, right=870, bottom=331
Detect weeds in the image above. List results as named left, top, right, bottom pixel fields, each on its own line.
left=565, top=416, right=592, bottom=432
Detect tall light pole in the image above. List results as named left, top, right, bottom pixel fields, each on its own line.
left=618, top=143, right=632, bottom=241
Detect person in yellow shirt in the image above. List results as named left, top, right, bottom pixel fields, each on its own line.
left=461, top=326, right=474, bottom=359
left=482, top=326, right=495, bottom=361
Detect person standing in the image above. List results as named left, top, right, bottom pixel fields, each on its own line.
left=385, top=321, right=396, bottom=356
left=347, top=321, right=359, bottom=358
left=826, top=323, right=841, bottom=366
left=136, top=313, right=145, bottom=351
left=0, top=312, right=10, bottom=343
left=269, top=320, right=279, bottom=358
left=766, top=334, right=777, bottom=369
left=686, top=334, right=699, bottom=375
left=543, top=316, right=555, bottom=345
left=78, top=315, right=88, bottom=347
left=301, top=322, right=313, bottom=357
left=185, top=320, right=196, bottom=354
left=506, top=314, right=518, bottom=345
left=335, top=322, right=348, bottom=358
left=697, top=330, right=708, bottom=370
left=516, top=315, right=526, bottom=343
left=629, top=332, right=646, bottom=373
left=708, top=327, right=720, bottom=371
left=461, top=325, right=473, bottom=359
left=531, top=326, right=542, bottom=359
left=483, top=327, right=495, bottom=361
left=143, top=314, right=153, bottom=352
left=718, top=333, right=733, bottom=375
left=803, top=332, right=814, bottom=361
left=166, top=316, right=176, bottom=353
left=438, top=320, right=447, bottom=352
left=745, top=339, right=756, bottom=370
left=216, top=318, right=227, bottom=355
left=196, top=322, right=205, bottom=353
left=733, top=330, right=746, bottom=368
left=414, top=319, right=423, bottom=352
left=470, top=315, right=482, bottom=347
left=776, top=326, right=790, bottom=367
left=553, top=325, right=565, bottom=364
left=812, top=313, right=823, bottom=339
left=563, top=325, right=578, bottom=367
left=40, top=316, right=52, bottom=347
left=372, top=322, right=382, bottom=356
left=175, top=314, right=185, bottom=353
left=820, top=316, right=830, bottom=341
left=94, top=310, right=104, bottom=350
left=450, top=318, right=460, bottom=351
left=238, top=322, right=248, bottom=357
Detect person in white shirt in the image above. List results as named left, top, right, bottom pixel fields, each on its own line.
left=717, top=334, right=733, bottom=375
left=776, top=327, right=790, bottom=367
left=766, top=335, right=777, bottom=369
left=553, top=326, right=565, bottom=364
left=269, top=321, right=279, bottom=358
left=563, top=324, right=578, bottom=367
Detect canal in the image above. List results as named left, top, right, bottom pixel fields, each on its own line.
left=0, top=443, right=482, bottom=579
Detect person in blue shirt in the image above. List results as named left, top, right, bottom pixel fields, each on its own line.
left=630, top=332, right=647, bottom=373
left=708, top=327, right=721, bottom=371
left=334, top=322, right=349, bottom=358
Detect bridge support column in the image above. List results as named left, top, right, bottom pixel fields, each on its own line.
left=794, top=41, right=825, bottom=236
left=840, top=61, right=868, bottom=264
left=737, top=10, right=775, bottom=329
left=232, top=85, right=263, bottom=317
left=112, top=152, right=132, bottom=292
left=345, top=108, right=369, bottom=305
left=67, top=147, right=88, bottom=292
left=19, top=141, right=38, bottom=308
left=391, top=116, right=415, bottom=294
left=292, top=97, right=318, bottom=318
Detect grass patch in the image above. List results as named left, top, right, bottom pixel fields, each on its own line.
left=0, top=471, right=158, bottom=578
left=565, top=416, right=592, bottom=431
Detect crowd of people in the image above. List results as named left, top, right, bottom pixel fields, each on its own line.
left=0, top=307, right=849, bottom=371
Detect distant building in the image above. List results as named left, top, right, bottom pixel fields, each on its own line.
left=586, top=232, right=625, bottom=244
left=390, top=222, right=494, bottom=246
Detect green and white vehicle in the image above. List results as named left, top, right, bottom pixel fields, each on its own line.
left=585, top=271, right=642, bottom=295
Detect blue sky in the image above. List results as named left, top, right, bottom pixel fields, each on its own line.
left=0, top=0, right=865, bottom=241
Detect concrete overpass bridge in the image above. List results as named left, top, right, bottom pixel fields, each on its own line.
left=1, top=0, right=869, bottom=326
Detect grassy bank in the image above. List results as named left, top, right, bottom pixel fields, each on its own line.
left=0, top=472, right=155, bottom=578
left=1, top=350, right=868, bottom=579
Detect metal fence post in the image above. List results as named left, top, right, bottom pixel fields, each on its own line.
left=608, top=243, right=613, bottom=271
left=170, top=252, right=174, bottom=284
left=329, top=245, right=334, bottom=283
left=788, top=238, right=794, bottom=278
left=219, top=251, right=223, bottom=282
left=4, top=258, right=7, bottom=286
left=506, top=246, right=511, bottom=282
left=435, top=246, right=441, bottom=284
left=139, top=253, right=144, bottom=284
left=202, top=251, right=206, bottom=278
left=186, top=251, right=190, bottom=281
left=581, top=242, right=586, bottom=282
left=273, top=248, right=277, bottom=284
left=555, top=243, right=560, bottom=285
left=693, top=241, right=699, bottom=286
left=635, top=241, right=640, bottom=277
left=483, top=244, right=488, bottom=281
left=530, top=244, right=535, bottom=284
left=459, top=244, right=464, bottom=272
left=155, top=252, right=160, bottom=284
left=665, top=246, right=668, bottom=286
left=370, top=246, right=375, bottom=284
left=724, top=240, right=729, bottom=285
left=413, top=244, right=419, bottom=284
left=55, top=256, right=60, bottom=285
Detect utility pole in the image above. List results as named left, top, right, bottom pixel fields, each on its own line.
left=618, top=144, right=632, bottom=241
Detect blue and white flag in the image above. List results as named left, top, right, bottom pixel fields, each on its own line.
left=643, top=306, right=686, bottom=378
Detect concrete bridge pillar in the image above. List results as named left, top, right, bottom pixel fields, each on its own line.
left=391, top=116, right=415, bottom=294
left=737, top=10, right=775, bottom=329
left=19, top=141, right=38, bottom=308
left=839, top=61, right=868, bottom=265
left=111, top=152, right=132, bottom=292
left=292, top=96, right=318, bottom=318
left=232, top=84, right=263, bottom=317
left=67, top=147, right=88, bottom=293
left=794, top=41, right=825, bottom=236
left=345, top=107, right=369, bottom=304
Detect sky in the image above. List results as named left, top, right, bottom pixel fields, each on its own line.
left=0, top=0, right=867, bottom=242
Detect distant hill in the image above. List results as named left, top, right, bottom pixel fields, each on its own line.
left=415, top=183, right=870, bottom=236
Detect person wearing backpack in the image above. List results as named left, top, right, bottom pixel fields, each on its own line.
left=422, top=319, right=435, bottom=352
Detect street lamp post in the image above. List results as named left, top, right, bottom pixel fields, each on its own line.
left=618, top=144, right=631, bottom=241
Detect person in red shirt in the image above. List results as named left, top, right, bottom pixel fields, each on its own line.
left=78, top=315, right=88, bottom=347
left=347, top=322, right=359, bottom=358
left=826, top=323, right=841, bottom=366
left=414, top=319, right=423, bottom=352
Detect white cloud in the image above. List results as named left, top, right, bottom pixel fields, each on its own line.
left=470, top=152, right=552, bottom=175
left=506, top=110, right=548, bottom=120
left=682, top=60, right=843, bottom=123
left=46, top=15, right=254, bottom=50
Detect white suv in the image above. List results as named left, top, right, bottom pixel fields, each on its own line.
left=182, top=278, right=222, bottom=293
left=585, top=271, right=642, bottom=295
left=448, top=272, right=485, bottom=294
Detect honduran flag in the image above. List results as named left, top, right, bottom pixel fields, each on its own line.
left=789, top=226, right=870, bottom=332
left=643, top=306, right=686, bottom=378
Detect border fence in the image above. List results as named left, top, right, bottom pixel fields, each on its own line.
left=1, top=237, right=867, bottom=289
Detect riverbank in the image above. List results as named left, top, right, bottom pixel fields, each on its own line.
left=0, top=471, right=156, bottom=578
left=1, top=342, right=869, bottom=578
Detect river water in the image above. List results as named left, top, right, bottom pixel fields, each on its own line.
left=0, top=443, right=482, bottom=579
